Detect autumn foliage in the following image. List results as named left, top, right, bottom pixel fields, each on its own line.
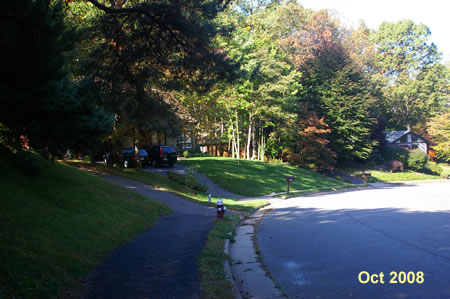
left=285, top=111, right=336, bottom=171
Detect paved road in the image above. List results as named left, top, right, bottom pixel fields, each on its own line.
left=81, top=174, right=216, bottom=298
left=257, top=182, right=450, bottom=298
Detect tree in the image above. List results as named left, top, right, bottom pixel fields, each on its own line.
left=0, top=0, right=113, bottom=155
left=279, top=5, right=377, bottom=162
left=371, top=20, right=446, bottom=130
left=68, top=0, right=236, bottom=141
left=286, top=110, right=336, bottom=171
left=180, top=2, right=301, bottom=161
left=317, top=61, right=377, bottom=161
left=426, top=112, right=450, bottom=162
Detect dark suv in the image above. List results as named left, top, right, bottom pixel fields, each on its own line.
left=121, top=147, right=137, bottom=168
left=103, top=148, right=136, bottom=168
left=146, top=145, right=177, bottom=167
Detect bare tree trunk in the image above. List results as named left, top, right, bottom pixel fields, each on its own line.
left=231, top=120, right=235, bottom=158
left=244, top=142, right=246, bottom=159
left=220, top=122, right=224, bottom=157
left=215, top=134, right=218, bottom=156
left=246, top=113, right=252, bottom=160
left=251, top=121, right=257, bottom=160
left=228, top=126, right=232, bottom=158
left=257, top=131, right=260, bottom=161
left=261, top=128, right=265, bottom=161
left=257, top=126, right=262, bottom=161
left=257, top=143, right=260, bottom=161
left=236, top=111, right=240, bottom=160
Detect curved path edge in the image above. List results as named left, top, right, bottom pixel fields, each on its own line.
left=229, top=208, right=285, bottom=298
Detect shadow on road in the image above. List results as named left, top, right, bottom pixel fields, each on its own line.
left=258, top=187, right=450, bottom=298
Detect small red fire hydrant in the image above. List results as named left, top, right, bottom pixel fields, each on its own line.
left=217, top=198, right=226, bottom=219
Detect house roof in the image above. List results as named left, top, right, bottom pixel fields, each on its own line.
left=384, top=131, right=410, bottom=143
left=384, top=130, right=429, bottom=144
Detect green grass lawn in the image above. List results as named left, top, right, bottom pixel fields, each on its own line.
left=179, top=157, right=346, bottom=197
left=0, top=151, right=171, bottom=298
left=198, top=215, right=240, bottom=298
left=368, top=170, right=443, bottom=182
left=339, top=165, right=444, bottom=182
left=66, top=161, right=267, bottom=212
left=440, top=164, right=450, bottom=178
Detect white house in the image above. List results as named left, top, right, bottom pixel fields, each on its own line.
left=384, top=130, right=429, bottom=154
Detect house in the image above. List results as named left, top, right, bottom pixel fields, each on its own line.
left=384, top=130, right=429, bottom=154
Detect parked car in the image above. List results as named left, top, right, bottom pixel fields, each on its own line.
left=103, top=152, right=112, bottom=166
left=122, top=147, right=136, bottom=168
left=146, top=145, right=177, bottom=167
left=138, top=148, right=149, bottom=168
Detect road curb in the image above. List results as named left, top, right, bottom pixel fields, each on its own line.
left=227, top=208, right=285, bottom=298
left=224, top=238, right=243, bottom=299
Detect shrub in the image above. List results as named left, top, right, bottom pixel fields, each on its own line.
left=286, top=151, right=335, bottom=172
left=281, top=148, right=293, bottom=163
left=189, top=152, right=206, bottom=158
left=13, top=150, right=41, bottom=178
left=367, top=161, right=377, bottom=168
left=367, top=177, right=378, bottom=183
left=407, top=149, right=428, bottom=171
left=193, top=144, right=202, bottom=153
left=368, top=153, right=384, bottom=165
left=423, top=161, right=443, bottom=176
left=387, top=160, right=404, bottom=172
left=183, top=151, right=210, bottom=158
left=381, top=145, right=409, bottom=164
left=441, top=167, right=450, bottom=179
left=167, top=169, right=208, bottom=192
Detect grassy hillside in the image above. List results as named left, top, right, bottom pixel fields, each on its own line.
left=0, top=149, right=170, bottom=298
left=180, top=157, right=346, bottom=197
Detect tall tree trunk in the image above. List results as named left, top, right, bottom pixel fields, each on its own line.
left=251, top=121, right=257, bottom=160
left=236, top=111, right=240, bottom=160
left=257, top=143, right=260, bottom=161
left=228, top=126, right=232, bottom=158
left=405, top=99, right=411, bottom=131
left=257, top=126, right=262, bottom=161
left=232, top=133, right=235, bottom=158
left=261, top=128, right=265, bottom=161
left=230, top=120, right=235, bottom=158
left=257, top=131, right=260, bottom=161
left=220, top=122, right=224, bottom=157
left=247, top=113, right=252, bottom=160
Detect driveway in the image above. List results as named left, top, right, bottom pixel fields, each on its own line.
left=257, top=182, right=450, bottom=298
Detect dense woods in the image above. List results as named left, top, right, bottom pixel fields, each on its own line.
left=1, top=0, right=448, bottom=167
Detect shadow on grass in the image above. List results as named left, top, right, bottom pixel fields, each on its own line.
left=180, top=158, right=345, bottom=197
left=65, top=160, right=267, bottom=213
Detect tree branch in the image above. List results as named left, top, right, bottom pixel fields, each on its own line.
left=88, top=0, right=144, bottom=15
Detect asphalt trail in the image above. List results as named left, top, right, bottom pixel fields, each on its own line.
left=81, top=174, right=216, bottom=298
